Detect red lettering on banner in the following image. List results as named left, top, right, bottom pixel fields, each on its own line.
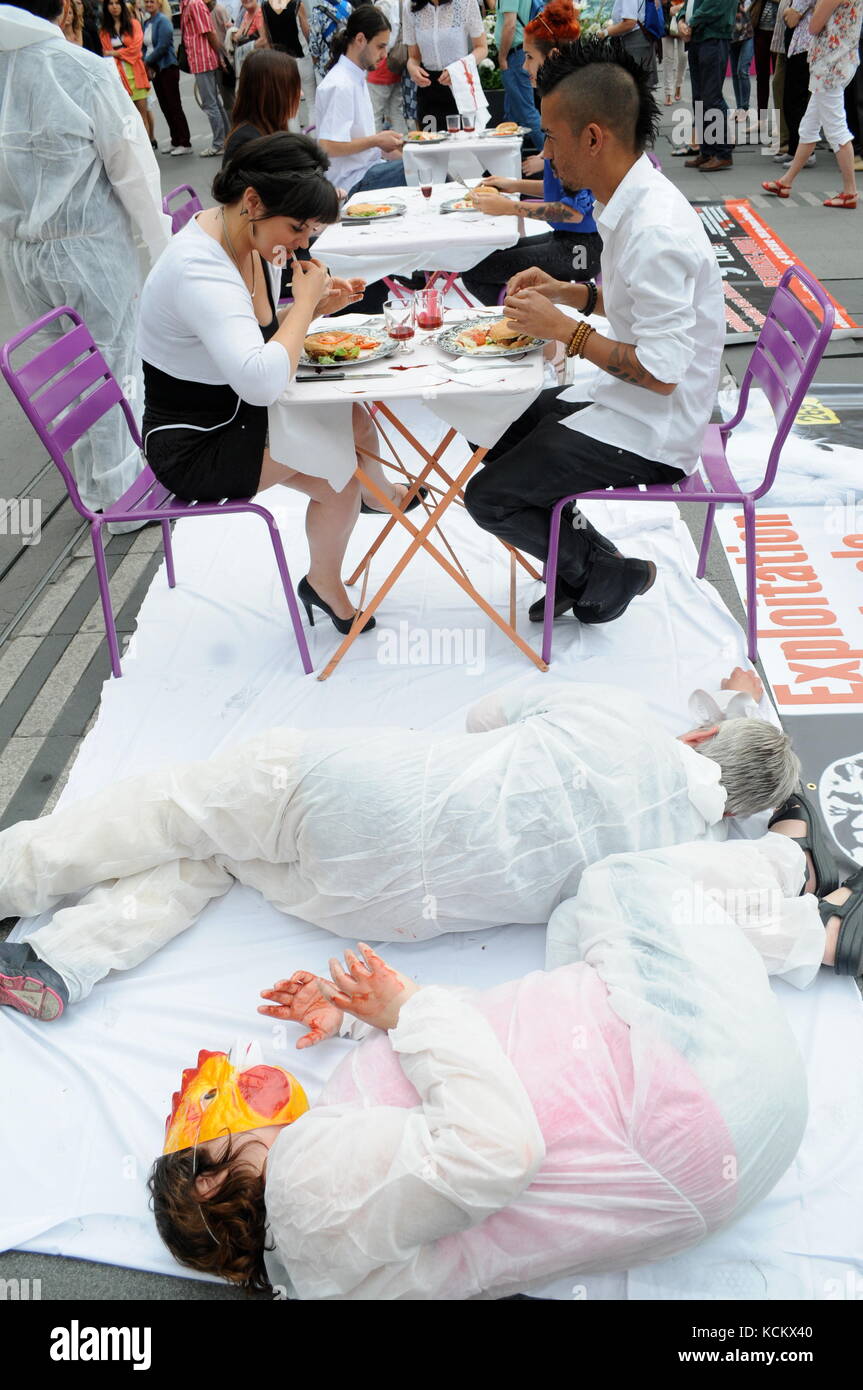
left=773, top=682, right=863, bottom=704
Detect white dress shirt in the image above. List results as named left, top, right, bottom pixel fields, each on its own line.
left=402, top=0, right=484, bottom=71
left=315, top=53, right=379, bottom=190
left=558, top=153, right=725, bottom=476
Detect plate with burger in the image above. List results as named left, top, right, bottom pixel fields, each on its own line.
left=299, top=329, right=398, bottom=369
left=437, top=316, right=547, bottom=357
left=341, top=199, right=407, bottom=223
left=404, top=130, right=449, bottom=144
left=479, top=122, right=530, bottom=138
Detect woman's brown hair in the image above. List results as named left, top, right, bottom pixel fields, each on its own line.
left=148, top=1135, right=273, bottom=1294
left=524, top=0, right=581, bottom=52
left=229, top=49, right=302, bottom=139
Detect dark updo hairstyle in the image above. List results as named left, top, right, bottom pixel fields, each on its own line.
left=211, top=132, right=340, bottom=227
left=229, top=50, right=302, bottom=139
left=327, top=4, right=390, bottom=71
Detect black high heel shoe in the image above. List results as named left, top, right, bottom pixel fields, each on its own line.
left=297, top=576, right=376, bottom=635
left=360, top=486, right=429, bottom=515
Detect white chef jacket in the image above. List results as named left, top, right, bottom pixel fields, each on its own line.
left=557, top=153, right=725, bottom=476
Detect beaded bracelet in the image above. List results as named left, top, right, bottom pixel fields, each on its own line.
left=565, top=320, right=596, bottom=359
left=582, top=281, right=598, bottom=318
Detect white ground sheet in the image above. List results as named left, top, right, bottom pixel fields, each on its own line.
left=4, top=400, right=862, bottom=1300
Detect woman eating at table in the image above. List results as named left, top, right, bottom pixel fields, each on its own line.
left=404, top=0, right=488, bottom=133
left=137, top=133, right=419, bottom=635
left=462, top=1, right=602, bottom=305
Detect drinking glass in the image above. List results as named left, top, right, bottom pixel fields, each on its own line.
left=415, top=160, right=434, bottom=198
left=415, top=287, right=443, bottom=331
left=446, top=114, right=460, bottom=134
left=384, top=296, right=416, bottom=352
left=460, top=110, right=476, bottom=133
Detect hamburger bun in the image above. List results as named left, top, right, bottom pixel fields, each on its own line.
left=487, top=317, right=532, bottom=347
left=495, top=121, right=519, bottom=135
left=345, top=203, right=391, bottom=217
left=303, top=330, right=360, bottom=358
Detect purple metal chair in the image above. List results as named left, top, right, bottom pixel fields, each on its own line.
left=162, top=184, right=203, bottom=235
left=0, top=307, right=313, bottom=678
left=542, top=264, right=835, bottom=665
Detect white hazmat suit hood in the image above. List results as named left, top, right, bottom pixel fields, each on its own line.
left=0, top=5, right=171, bottom=516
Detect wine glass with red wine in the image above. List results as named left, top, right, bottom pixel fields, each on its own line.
left=384, top=296, right=416, bottom=353
left=415, top=160, right=434, bottom=199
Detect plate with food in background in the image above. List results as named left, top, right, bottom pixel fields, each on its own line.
left=341, top=199, right=407, bottom=223
left=480, top=122, right=530, bottom=137
left=440, top=185, right=502, bottom=213
left=299, top=330, right=399, bottom=369
left=404, top=130, right=449, bottom=143
left=437, top=316, right=547, bottom=356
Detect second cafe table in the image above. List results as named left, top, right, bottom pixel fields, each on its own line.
left=268, top=312, right=551, bottom=678
left=311, top=182, right=551, bottom=287
left=402, top=131, right=524, bottom=185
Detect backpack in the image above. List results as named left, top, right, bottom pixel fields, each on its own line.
left=528, top=0, right=545, bottom=21
left=642, top=0, right=666, bottom=39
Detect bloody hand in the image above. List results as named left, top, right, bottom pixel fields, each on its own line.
left=258, top=970, right=344, bottom=1049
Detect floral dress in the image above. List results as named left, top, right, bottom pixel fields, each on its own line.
left=808, top=0, right=862, bottom=89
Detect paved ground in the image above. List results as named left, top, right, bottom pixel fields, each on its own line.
left=0, top=74, right=861, bottom=1299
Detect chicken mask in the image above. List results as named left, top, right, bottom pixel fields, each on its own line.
left=163, top=1041, right=309, bottom=1155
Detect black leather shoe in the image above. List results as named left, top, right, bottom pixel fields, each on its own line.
left=528, top=585, right=577, bottom=624
left=298, top=576, right=376, bottom=635
left=572, top=559, right=656, bottom=625
left=0, top=943, right=68, bottom=1021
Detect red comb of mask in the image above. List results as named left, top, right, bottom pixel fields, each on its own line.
left=164, top=1049, right=224, bottom=1136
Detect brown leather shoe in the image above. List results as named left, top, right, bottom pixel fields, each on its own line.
left=684, top=153, right=708, bottom=167
left=700, top=156, right=733, bottom=171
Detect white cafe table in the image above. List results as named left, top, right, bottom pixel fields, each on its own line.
left=402, top=130, right=524, bottom=184
left=267, top=311, right=550, bottom=679
left=311, top=182, right=551, bottom=288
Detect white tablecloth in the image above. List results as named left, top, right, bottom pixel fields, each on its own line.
left=313, top=182, right=548, bottom=284
left=268, top=311, right=547, bottom=490
left=402, top=132, right=523, bottom=184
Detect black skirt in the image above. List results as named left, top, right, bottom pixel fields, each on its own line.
left=141, top=363, right=267, bottom=503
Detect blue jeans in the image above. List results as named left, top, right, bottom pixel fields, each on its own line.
left=501, top=48, right=543, bottom=152
left=731, top=37, right=753, bottom=111
left=350, top=158, right=407, bottom=192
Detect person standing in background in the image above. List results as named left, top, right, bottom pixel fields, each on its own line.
left=678, top=0, right=737, bottom=170
left=143, top=0, right=193, bottom=152
left=781, top=0, right=816, bottom=164
left=308, top=0, right=350, bottom=79
left=729, top=0, right=753, bottom=118
left=496, top=0, right=543, bottom=150
left=662, top=0, right=687, bottom=102
left=180, top=0, right=231, bottom=152
left=260, top=0, right=316, bottom=125
left=100, top=0, right=156, bottom=144
left=367, top=0, right=407, bottom=132
left=769, top=0, right=792, bottom=153
left=0, top=0, right=172, bottom=523
left=604, top=0, right=659, bottom=89
left=750, top=0, right=777, bottom=123
left=404, top=0, right=487, bottom=132
left=207, top=0, right=237, bottom=111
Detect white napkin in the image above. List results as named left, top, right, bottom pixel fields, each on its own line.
left=445, top=54, right=490, bottom=128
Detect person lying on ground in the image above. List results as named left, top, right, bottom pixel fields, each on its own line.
left=0, top=668, right=800, bottom=1021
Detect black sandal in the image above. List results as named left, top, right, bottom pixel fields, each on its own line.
left=768, top=787, right=844, bottom=897
left=818, top=866, right=863, bottom=977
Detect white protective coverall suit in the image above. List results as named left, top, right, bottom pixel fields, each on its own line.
left=2, top=682, right=760, bottom=1003
left=0, top=5, right=171, bottom=516
left=261, top=834, right=812, bottom=1300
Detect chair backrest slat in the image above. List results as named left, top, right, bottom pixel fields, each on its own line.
left=737, top=265, right=835, bottom=497
left=14, top=322, right=94, bottom=396
left=162, top=183, right=203, bottom=235
left=50, top=378, right=127, bottom=456
left=31, top=349, right=110, bottom=428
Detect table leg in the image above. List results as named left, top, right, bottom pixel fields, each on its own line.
left=318, top=453, right=548, bottom=680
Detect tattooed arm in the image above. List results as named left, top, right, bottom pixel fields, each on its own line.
left=581, top=337, right=676, bottom=395
left=519, top=201, right=585, bottom=224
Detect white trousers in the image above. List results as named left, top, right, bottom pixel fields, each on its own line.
left=798, top=85, right=854, bottom=151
